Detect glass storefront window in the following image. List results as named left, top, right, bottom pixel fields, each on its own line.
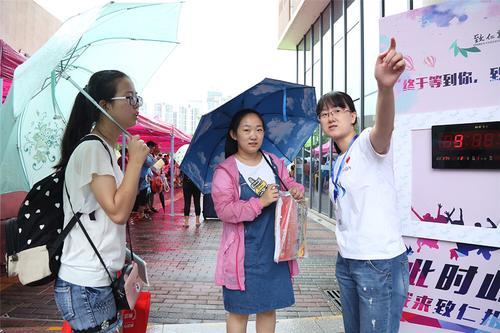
left=363, top=92, right=377, bottom=129
left=305, top=30, right=312, bottom=85
left=298, top=38, right=304, bottom=85
left=347, top=23, right=361, bottom=100
left=363, top=0, right=380, bottom=96
left=333, top=0, right=344, bottom=43
left=333, top=38, right=345, bottom=92
left=322, top=4, right=332, bottom=93
left=347, top=0, right=359, bottom=31
left=313, top=19, right=321, bottom=98
left=413, top=0, right=446, bottom=10
left=384, top=0, right=408, bottom=16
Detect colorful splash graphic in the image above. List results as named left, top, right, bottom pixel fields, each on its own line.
left=380, top=0, right=499, bottom=114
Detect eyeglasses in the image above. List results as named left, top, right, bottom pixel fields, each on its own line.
left=317, top=107, right=350, bottom=120
left=109, top=95, right=143, bottom=108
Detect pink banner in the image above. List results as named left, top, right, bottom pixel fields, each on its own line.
left=403, top=237, right=499, bottom=332
left=380, top=1, right=500, bottom=114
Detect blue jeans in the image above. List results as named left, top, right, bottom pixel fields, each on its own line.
left=335, top=252, right=409, bottom=333
left=54, top=277, right=121, bottom=332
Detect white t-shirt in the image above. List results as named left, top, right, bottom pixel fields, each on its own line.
left=330, top=128, right=406, bottom=260
left=59, top=135, right=126, bottom=287
left=236, top=155, right=276, bottom=197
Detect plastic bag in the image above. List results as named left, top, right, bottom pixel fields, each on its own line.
left=274, top=192, right=308, bottom=262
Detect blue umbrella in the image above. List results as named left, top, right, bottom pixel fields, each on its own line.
left=181, top=78, right=318, bottom=194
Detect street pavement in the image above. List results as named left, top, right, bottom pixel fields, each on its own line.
left=0, top=188, right=343, bottom=332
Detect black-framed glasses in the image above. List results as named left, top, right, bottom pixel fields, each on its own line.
left=317, top=107, right=350, bottom=120
left=110, top=95, right=143, bottom=107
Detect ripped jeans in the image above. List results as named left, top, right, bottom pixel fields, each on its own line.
left=335, top=252, right=409, bottom=333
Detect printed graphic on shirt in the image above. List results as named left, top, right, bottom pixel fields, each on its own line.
left=247, top=176, right=268, bottom=197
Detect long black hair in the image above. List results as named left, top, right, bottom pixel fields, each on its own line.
left=55, top=70, right=128, bottom=169
left=316, top=91, right=357, bottom=153
left=224, top=108, right=265, bottom=158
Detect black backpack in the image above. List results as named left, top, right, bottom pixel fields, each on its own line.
left=5, top=135, right=112, bottom=286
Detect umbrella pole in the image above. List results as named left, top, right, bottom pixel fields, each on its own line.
left=170, top=133, right=175, bottom=219
left=121, top=136, right=126, bottom=170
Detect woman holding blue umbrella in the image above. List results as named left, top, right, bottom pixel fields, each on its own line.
left=211, top=109, right=304, bottom=333
left=318, top=38, right=409, bottom=333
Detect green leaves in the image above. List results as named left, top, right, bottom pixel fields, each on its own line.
left=449, top=40, right=481, bottom=58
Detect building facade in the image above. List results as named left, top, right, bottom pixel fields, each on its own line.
left=0, top=0, right=61, bottom=56
left=278, top=0, right=444, bottom=218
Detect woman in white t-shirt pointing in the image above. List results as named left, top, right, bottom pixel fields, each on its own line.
left=53, top=70, right=149, bottom=332
left=318, top=38, right=409, bottom=333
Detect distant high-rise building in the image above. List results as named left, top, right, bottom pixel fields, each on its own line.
left=153, top=103, right=162, bottom=121
left=165, top=104, right=174, bottom=124
left=207, top=91, right=223, bottom=112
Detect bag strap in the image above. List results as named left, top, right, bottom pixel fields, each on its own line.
left=64, top=183, right=115, bottom=283
left=259, top=150, right=289, bottom=192
left=48, top=213, right=81, bottom=258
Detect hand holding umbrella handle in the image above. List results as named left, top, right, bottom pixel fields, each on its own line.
left=61, top=72, right=132, bottom=138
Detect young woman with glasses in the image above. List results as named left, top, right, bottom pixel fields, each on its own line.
left=53, top=70, right=148, bottom=332
left=317, top=38, right=409, bottom=333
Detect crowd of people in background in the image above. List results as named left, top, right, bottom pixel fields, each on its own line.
left=118, top=140, right=186, bottom=224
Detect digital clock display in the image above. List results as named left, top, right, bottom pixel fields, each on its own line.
left=432, top=121, right=500, bottom=169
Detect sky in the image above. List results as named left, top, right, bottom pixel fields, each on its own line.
left=34, top=0, right=296, bottom=107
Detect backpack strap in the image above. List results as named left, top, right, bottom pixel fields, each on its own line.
left=64, top=184, right=115, bottom=283
left=48, top=212, right=82, bottom=259
left=80, top=134, right=113, bottom=166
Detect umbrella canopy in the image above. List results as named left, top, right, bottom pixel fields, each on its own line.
left=0, top=2, right=183, bottom=195
left=174, top=144, right=189, bottom=166
left=181, top=78, right=318, bottom=194
left=122, top=115, right=191, bottom=152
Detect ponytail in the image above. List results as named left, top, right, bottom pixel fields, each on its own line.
left=54, top=70, right=128, bottom=169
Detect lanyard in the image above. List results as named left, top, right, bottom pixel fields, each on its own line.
left=331, top=135, right=358, bottom=202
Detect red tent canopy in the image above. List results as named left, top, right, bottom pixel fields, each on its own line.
left=1, top=39, right=27, bottom=102
left=119, top=114, right=192, bottom=152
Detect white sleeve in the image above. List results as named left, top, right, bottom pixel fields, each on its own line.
left=357, top=127, right=392, bottom=160
left=71, top=141, right=116, bottom=191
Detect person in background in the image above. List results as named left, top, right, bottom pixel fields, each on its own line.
left=181, top=171, right=202, bottom=228
left=131, top=141, right=157, bottom=222
left=211, top=108, right=304, bottom=333
left=53, top=70, right=148, bottom=331
left=317, top=38, right=409, bottom=333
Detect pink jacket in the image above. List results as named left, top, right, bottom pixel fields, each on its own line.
left=211, top=152, right=304, bottom=291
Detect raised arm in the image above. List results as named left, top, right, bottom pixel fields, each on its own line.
left=370, top=37, right=406, bottom=154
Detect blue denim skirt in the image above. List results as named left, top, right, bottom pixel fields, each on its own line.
left=54, top=277, right=122, bottom=332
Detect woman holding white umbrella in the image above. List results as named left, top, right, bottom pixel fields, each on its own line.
left=54, top=70, right=148, bottom=331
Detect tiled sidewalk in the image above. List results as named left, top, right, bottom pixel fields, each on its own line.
left=0, top=189, right=341, bottom=332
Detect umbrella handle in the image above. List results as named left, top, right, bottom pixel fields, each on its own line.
left=61, top=72, right=132, bottom=138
